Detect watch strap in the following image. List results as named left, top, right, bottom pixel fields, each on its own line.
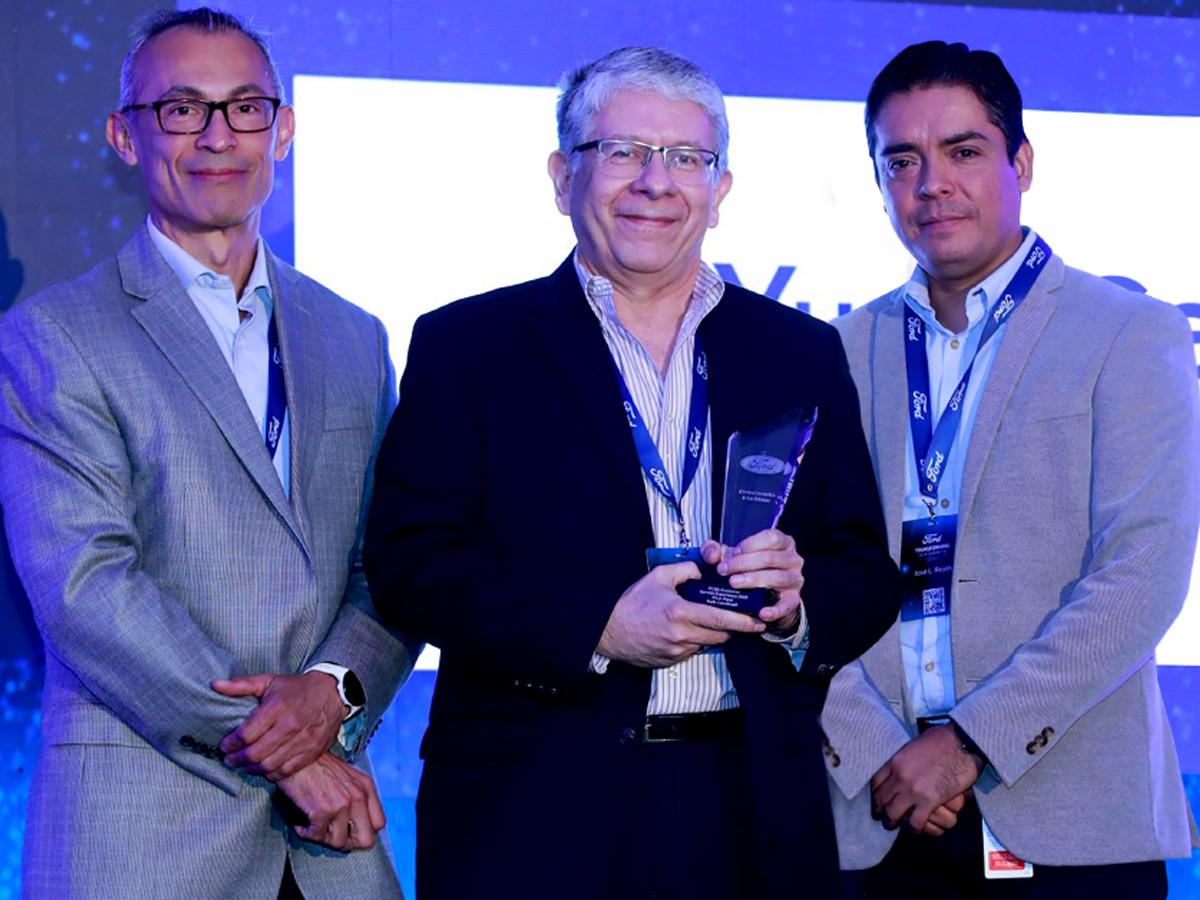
left=305, top=662, right=365, bottom=719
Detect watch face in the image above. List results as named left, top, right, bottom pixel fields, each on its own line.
left=343, top=669, right=366, bottom=708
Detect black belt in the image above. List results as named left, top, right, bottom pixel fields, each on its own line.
left=642, top=708, right=744, bottom=743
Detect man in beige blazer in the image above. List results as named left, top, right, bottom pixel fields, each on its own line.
left=823, top=40, right=1199, bottom=898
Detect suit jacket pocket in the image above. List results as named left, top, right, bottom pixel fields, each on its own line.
left=42, top=699, right=152, bottom=748
left=323, top=403, right=373, bottom=432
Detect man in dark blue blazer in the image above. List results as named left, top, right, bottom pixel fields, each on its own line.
left=365, top=46, right=899, bottom=900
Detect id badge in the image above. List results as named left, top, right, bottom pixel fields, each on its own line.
left=899, top=515, right=957, bottom=622
left=982, top=818, right=1033, bottom=879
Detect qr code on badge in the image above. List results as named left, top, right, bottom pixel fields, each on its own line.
left=922, top=587, right=946, bottom=616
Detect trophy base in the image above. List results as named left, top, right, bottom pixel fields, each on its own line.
left=678, top=563, right=768, bottom=615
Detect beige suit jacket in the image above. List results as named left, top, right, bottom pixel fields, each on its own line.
left=823, top=254, right=1200, bottom=868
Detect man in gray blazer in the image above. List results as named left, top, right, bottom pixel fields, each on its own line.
left=823, top=40, right=1199, bottom=898
left=0, top=8, right=416, bottom=898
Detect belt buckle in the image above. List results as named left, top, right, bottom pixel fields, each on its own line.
left=641, top=720, right=675, bottom=743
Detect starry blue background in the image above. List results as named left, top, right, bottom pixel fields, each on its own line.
left=1, top=1, right=1199, bottom=897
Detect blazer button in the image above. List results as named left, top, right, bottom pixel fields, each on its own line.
left=1026, top=740, right=1039, bottom=755
left=830, top=753, right=841, bottom=768
left=181, top=735, right=196, bottom=749
left=619, top=727, right=638, bottom=745
left=1042, top=726, right=1054, bottom=739
left=816, top=663, right=837, bottom=677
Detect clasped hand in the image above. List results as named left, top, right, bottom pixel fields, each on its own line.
left=871, top=723, right=982, bottom=835
left=212, top=670, right=346, bottom=780
left=276, top=752, right=386, bottom=851
left=596, top=528, right=805, bottom=668
left=211, top=671, right=385, bottom=851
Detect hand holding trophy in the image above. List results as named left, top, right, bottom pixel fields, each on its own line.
left=676, top=407, right=818, bottom=615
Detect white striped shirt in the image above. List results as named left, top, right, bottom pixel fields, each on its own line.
left=578, top=256, right=739, bottom=714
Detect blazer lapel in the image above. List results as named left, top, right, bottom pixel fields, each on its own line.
left=872, top=294, right=910, bottom=558
left=530, top=258, right=653, bottom=541
left=957, top=256, right=1063, bottom=529
left=699, top=297, right=739, bottom=540
left=120, top=228, right=304, bottom=546
left=269, top=256, right=324, bottom=553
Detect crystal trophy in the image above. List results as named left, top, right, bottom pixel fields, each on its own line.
left=677, top=406, right=818, bottom=615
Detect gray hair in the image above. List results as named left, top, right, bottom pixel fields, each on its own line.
left=118, top=7, right=285, bottom=109
left=556, top=47, right=730, bottom=173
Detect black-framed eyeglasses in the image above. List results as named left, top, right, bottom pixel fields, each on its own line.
left=120, top=96, right=282, bottom=135
left=572, top=139, right=720, bottom=184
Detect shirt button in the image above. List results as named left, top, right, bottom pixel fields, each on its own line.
left=950, top=339, right=961, bottom=349
left=924, top=662, right=936, bottom=672
left=668, top=669, right=679, bottom=680
left=940, top=499, right=950, bottom=509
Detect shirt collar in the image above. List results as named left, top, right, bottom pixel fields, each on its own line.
left=902, top=228, right=1038, bottom=334
left=572, top=248, right=725, bottom=335
left=146, top=216, right=273, bottom=304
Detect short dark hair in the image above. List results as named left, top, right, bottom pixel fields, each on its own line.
left=119, top=7, right=284, bottom=109
left=865, top=41, right=1026, bottom=164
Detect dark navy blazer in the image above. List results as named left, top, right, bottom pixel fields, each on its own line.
left=365, top=256, right=900, bottom=899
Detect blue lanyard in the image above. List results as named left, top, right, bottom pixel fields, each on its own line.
left=614, top=335, right=708, bottom=547
left=904, top=237, right=1051, bottom=513
left=265, top=308, right=287, bottom=460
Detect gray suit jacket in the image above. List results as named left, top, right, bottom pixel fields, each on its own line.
left=822, top=254, right=1200, bottom=869
left=0, top=226, right=415, bottom=898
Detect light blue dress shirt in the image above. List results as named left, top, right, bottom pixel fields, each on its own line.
left=901, top=229, right=1038, bottom=719
left=146, top=218, right=291, bottom=496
